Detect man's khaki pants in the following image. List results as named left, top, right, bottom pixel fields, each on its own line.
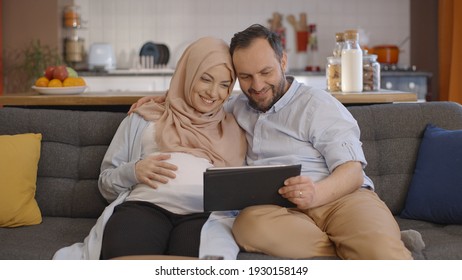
left=232, top=188, right=412, bottom=260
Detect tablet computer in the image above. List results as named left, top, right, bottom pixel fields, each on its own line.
left=203, top=164, right=301, bottom=211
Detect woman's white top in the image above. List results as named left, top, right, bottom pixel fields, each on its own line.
left=125, top=122, right=213, bottom=214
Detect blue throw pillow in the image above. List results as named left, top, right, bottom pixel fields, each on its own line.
left=401, top=124, right=462, bottom=224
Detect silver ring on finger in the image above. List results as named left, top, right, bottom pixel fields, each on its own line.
left=299, top=191, right=303, bottom=198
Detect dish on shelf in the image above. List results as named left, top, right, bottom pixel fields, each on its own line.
left=157, top=43, right=170, bottom=65
left=32, top=86, right=88, bottom=95
left=139, top=42, right=160, bottom=66
left=139, top=42, right=170, bottom=66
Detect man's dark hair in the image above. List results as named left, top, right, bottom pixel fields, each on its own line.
left=230, top=24, right=284, bottom=61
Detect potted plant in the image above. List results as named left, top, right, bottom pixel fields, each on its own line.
left=4, top=39, right=62, bottom=93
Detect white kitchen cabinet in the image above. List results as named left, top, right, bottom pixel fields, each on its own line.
left=83, top=75, right=241, bottom=93
left=82, top=76, right=171, bottom=92
left=293, top=75, right=327, bottom=90
left=81, top=73, right=327, bottom=93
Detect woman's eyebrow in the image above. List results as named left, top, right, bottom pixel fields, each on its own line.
left=203, top=72, right=213, bottom=79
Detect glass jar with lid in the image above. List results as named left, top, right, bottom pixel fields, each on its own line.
left=363, top=54, right=380, bottom=91
left=65, top=33, right=84, bottom=63
left=326, top=56, right=341, bottom=92
left=63, top=5, right=81, bottom=28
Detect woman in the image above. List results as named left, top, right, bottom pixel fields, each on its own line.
left=53, top=37, right=246, bottom=259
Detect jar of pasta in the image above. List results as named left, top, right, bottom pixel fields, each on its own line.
left=326, top=56, right=341, bottom=92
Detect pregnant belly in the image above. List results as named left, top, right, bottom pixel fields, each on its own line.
left=127, top=152, right=214, bottom=214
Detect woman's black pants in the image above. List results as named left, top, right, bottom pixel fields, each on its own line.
left=101, top=201, right=210, bottom=259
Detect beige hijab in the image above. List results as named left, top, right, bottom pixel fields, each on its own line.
left=134, top=37, right=246, bottom=167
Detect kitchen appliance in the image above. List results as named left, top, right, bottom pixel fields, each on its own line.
left=88, top=43, right=116, bottom=71
left=380, top=66, right=432, bottom=101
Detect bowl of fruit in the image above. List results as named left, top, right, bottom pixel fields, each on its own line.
left=32, top=65, right=88, bottom=95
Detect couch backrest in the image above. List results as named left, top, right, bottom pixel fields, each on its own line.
left=0, top=107, right=126, bottom=218
left=348, top=101, right=462, bottom=214
left=1, top=102, right=461, bottom=218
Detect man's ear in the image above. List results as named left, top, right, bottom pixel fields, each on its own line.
left=281, top=51, right=288, bottom=72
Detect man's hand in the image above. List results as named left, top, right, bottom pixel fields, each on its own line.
left=135, top=153, right=178, bottom=189
left=279, top=161, right=364, bottom=210
left=128, top=95, right=166, bottom=114
left=279, top=175, right=317, bottom=210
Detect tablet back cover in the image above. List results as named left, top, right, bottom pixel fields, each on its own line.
left=203, top=164, right=301, bottom=211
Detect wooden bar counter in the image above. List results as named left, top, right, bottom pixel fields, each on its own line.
left=331, top=90, right=418, bottom=104
left=0, top=90, right=417, bottom=107
left=0, top=91, right=162, bottom=106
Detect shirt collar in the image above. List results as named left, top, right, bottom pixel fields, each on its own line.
left=268, top=76, right=299, bottom=113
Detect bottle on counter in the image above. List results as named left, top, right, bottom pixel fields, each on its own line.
left=341, top=30, right=363, bottom=92
left=327, top=32, right=345, bottom=92
left=333, top=32, right=345, bottom=57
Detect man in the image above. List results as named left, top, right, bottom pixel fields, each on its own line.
left=130, top=24, right=412, bottom=260
left=226, top=24, right=411, bottom=259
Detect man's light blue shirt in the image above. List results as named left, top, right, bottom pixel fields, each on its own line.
left=226, top=77, right=373, bottom=188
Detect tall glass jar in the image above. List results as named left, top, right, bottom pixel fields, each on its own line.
left=341, top=30, right=363, bottom=92
left=363, top=54, right=381, bottom=91
left=326, top=56, right=341, bottom=92
left=333, top=32, right=344, bottom=57
left=65, top=34, right=84, bottom=63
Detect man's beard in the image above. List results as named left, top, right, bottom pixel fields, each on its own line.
left=246, top=77, right=286, bottom=112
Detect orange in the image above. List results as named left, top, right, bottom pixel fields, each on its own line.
left=34, top=76, right=49, bottom=87
left=75, top=77, right=86, bottom=86
left=63, top=77, right=77, bottom=87
left=48, top=79, right=63, bottom=87
left=63, top=77, right=86, bottom=87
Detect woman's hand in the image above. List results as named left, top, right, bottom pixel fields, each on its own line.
left=128, top=95, right=166, bottom=114
left=135, top=153, right=178, bottom=189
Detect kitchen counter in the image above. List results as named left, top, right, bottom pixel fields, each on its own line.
left=331, top=90, right=418, bottom=104
left=0, top=91, right=162, bottom=106
left=0, top=90, right=417, bottom=107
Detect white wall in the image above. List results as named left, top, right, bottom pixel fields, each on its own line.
left=74, top=0, right=410, bottom=70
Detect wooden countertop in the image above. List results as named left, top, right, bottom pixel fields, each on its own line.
left=0, top=91, right=162, bottom=106
left=0, top=90, right=417, bottom=106
left=331, top=90, right=418, bottom=104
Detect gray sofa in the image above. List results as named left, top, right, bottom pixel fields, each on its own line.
left=1, top=101, right=462, bottom=260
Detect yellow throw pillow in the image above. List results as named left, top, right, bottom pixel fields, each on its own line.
left=0, top=133, right=42, bottom=227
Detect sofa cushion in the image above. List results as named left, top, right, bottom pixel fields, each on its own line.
left=0, top=133, right=42, bottom=227
left=400, top=124, right=462, bottom=224
left=396, top=217, right=462, bottom=259
left=0, top=216, right=96, bottom=259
